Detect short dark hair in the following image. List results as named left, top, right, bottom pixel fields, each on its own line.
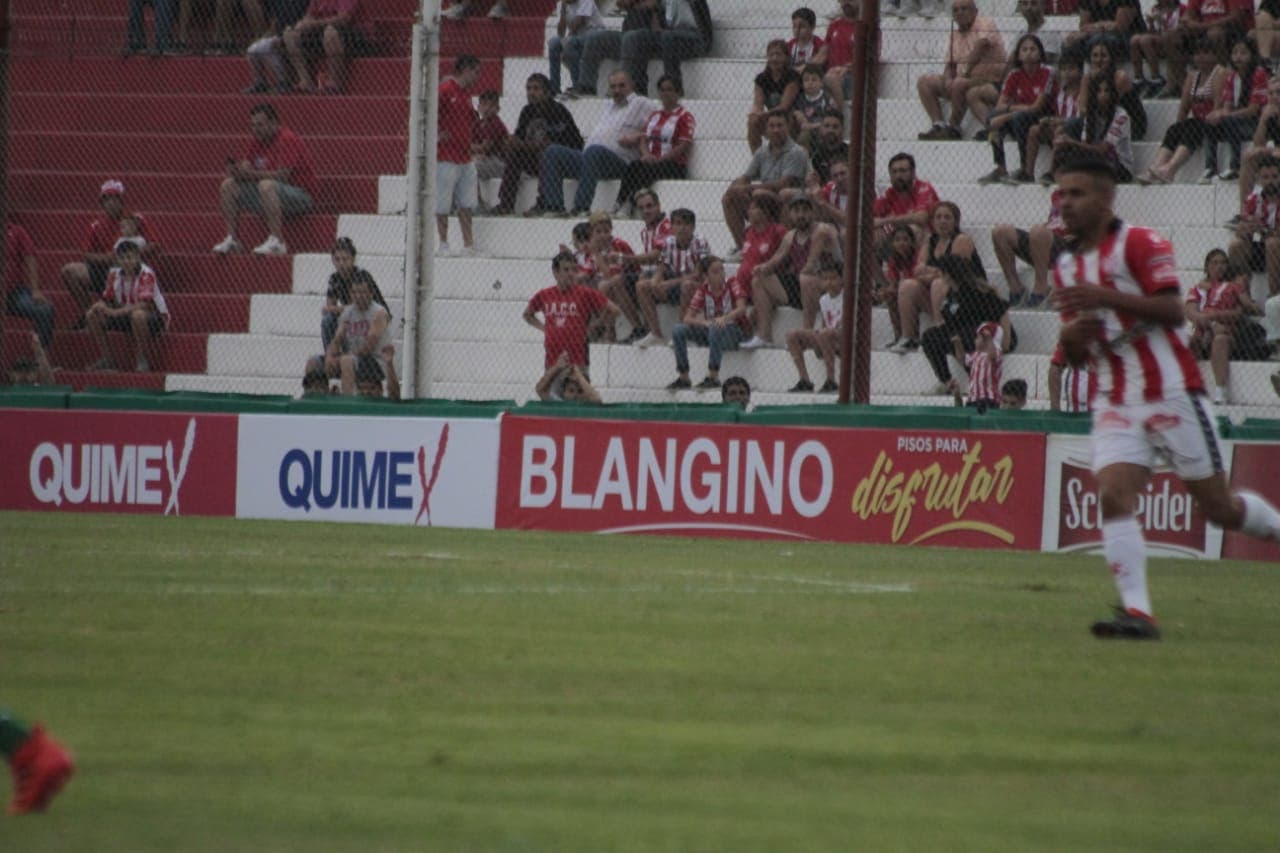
left=526, top=72, right=551, bottom=90
left=1053, top=147, right=1117, bottom=183
left=1257, top=155, right=1280, bottom=172
left=751, top=193, right=782, bottom=222
left=303, top=367, right=329, bottom=389
left=765, top=108, right=790, bottom=125
left=788, top=195, right=813, bottom=209
left=571, top=222, right=592, bottom=242
left=670, top=207, right=696, bottom=225
left=800, top=63, right=825, bottom=79
left=888, top=152, right=915, bottom=171
left=479, top=89, right=500, bottom=102
left=822, top=108, right=844, bottom=125
left=655, top=74, right=682, bottom=94
left=721, top=376, right=751, bottom=401
left=792, top=7, right=817, bottom=27
left=250, top=103, right=278, bottom=122
left=553, top=250, right=577, bottom=270
left=454, top=54, right=480, bottom=72
left=333, top=237, right=357, bottom=257
left=1001, top=379, right=1028, bottom=400
left=698, top=255, right=723, bottom=274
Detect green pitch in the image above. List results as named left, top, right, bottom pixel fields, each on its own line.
left=2, top=512, right=1277, bottom=851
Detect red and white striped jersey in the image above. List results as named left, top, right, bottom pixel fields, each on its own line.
left=1051, top=343, right=1097, bottom=412
left=659, top=233, right=710, bottom=278
left=821, top=179, right=849, bottom=213
left=788, top=35, right=824, bottom=67
left=1052, top=220, right=1203, bottom=406
left=580, top=236, right=634, bottom=280
left=103, top=262, right=170, bottom=325
left=640, top=216, right=674, bottom=255
left=1242, top=187, right=1280, bottom=230
left=1053, top=85, right=1080, bottom=119
left=643, top=107, right=695, bottom=165
left=1045, top=188, right=1066, bottom=236
left=965, top=349, right=1002, bottom=404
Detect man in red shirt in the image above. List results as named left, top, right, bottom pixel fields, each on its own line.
left=871, top=152, right=939, bottom=270
left=213, top=104, right=316, bottom=256
left=5, top=220, right=55, bottom=352
left=524, top=251, right=621, bottom=373
left=822, top=0, right=861, bottom=110
left=61, top=179, right=161, bottom=317
left=437, top=54, right=482, bottom=257
left=281, top=0, right=371, bottom=94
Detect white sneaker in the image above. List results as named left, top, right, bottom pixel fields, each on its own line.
left=457, top=244, right=481, bottom=257
left=635, top=332, right=668, bottom=348
left=487, top=1, right=509, bottom=17
left=1212, top=387, right=1227, bottom=405
left=252, top=235, right=288, bottom=255
left=739, top=335, right=770, bottom=350
left=1197, top=168, right=1215, bottom=184
left=437, top=241, right=453, bottom=257
left=212, top=235, right=244, bottom=254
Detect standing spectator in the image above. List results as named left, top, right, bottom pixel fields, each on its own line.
left=635, top=207, right=711, bottom=346
left=1186, top=248, right=1268, bottom=404
left=436, top=55, right=481, bottom=256
left=978, top=34, right=1055, bottom=184
left=1063, top=0, right=1145, bottom=68
left=316, top=276, right=397, bottom=397
left=1163, top=0, right=1253, bottom=97
left=917, top=0, right=1008, bottom=140
left=1136, top=38, right=1224, bottom=184
left=472, top=90, right=510, bottom=212
left=538, top=71, right=657, bottom=217
left=614, top=75, right=695, bottom=216
left=871, top=152, right=939, bottom=266
left=213, top=103, right=316, bottom=256
left=792, top=65, right=836, bottom=148
left=667, top=257, right=750, bottom=391
left=990, top=185, right=1067, bottom=307
left=243, top=0, right=310, bottom=93
left=1055, top=75, right=1135, bottom=182
left=785, top=258, right=843, bottom=392
left=125, top=0, right=178, bottom=55
left=1227, top=155, right=1280, bottom=297
left=321, top=237, right=388, bottom=350
left=548, top=0, right=606, bottom=97
left=749, top=41, right=802, bottom=152
left=620, top=0, right=712, bottom=96
left=742, top=196, right=840, bottom=347
left=948, top=321, right=1003, bottom=410
left=85, top=240, right=170, bottom=373
left=822, top=0, right=862, bottom=111
left=281, top=0, right=372, bottom=94
left=721, top=111, right=810, bottom=261
left=1203, top=36, right=1268, bottom=182
left=1026, top=52, right=1084, bottom=184
left=570, top=0, right=662, bottom=99
left=492, top=74, right=583, bottom=217
left=1130, top=0, right=1182, bottom=96
left=524, top=251, right=621, bottom=373
left=62, top=180, right=161, bottom=316
left=5, top=220, right=55, bottom=354
left=788, top=7, right=827, bottom=72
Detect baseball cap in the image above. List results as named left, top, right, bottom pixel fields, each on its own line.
left=977, top=321, right=1003, bottom=349
left=100, top=179, right=125, bottom=198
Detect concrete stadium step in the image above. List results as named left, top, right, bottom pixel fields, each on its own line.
left=248, top=294, right=407, bottom=337
left=22, top=211, right=338, bottom=254
left=32, top=251, right=294, bottom=295
left=204, top=331, right=404, bottom=376
left=289, top=254, right=407, bottom=297
left=4, top=328, right=208, bottom=373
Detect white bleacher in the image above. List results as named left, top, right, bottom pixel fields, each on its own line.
left=165, top=1, right=1280, bottom=415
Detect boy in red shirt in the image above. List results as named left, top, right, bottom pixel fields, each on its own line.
left=524, top=251, right=621, bottom=373
left=436, top=55, right=482, bottom=256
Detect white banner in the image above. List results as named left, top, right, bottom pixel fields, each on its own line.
left=236, top=415, right=499, bottom=527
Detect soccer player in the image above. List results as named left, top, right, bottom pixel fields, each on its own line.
left=2, top=710, right=73, bottom=814
left=1052, top=150, right=1280, bottom=640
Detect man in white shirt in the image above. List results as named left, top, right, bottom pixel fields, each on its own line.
left=548, top=0, right=606, bottom=96
left=536, top=70, right=657, bottom=215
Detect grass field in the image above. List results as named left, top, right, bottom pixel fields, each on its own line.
left=1, top=512, right=1278, bottom=851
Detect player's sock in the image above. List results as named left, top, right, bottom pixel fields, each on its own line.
left=1103, top=516, right=1153, bottom=618
left=0, top=711, right=33, bottom=759
left=1238, top=491, right=1280, bottom=542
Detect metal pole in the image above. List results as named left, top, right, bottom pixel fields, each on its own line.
left=839, top=0, right=880, bottom=405
left=406, top=0, right=442, bottom=399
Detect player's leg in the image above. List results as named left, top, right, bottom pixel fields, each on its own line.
left=2, top=709, right=73, bottom=814
left=1093, top=460, right=1159, bottom=636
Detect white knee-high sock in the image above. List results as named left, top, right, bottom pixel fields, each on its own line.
left=1239, top=492, right=1280, bottom=542
left=1103, top=516, right=1152, bottom=618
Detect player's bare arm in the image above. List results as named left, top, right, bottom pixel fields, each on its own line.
left=1054, top=286, right=1185, bottom=326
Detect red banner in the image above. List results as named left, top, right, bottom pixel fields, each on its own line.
left=1056, top=461, right=1210, bottom=556
left=0, top=409, right=238, bottom=516
left=1222, top=442, right=1280, bottom=562
left=496, top=416, right=1046, bottom=548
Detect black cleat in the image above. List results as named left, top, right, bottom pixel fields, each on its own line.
left=1091, top=606, right=1161, bottom=640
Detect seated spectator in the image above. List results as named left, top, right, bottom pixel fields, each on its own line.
left=635, top=207, right=711, bottom=346
left=807, top=110, right=850, bottom=185
left=877, top=224, right=917, bottom=347
left=667, top=257, right=750, bottom=391
left=548, top=0, right=606, bottom=97
left=785, top=258, right=843, bottom=392
left=1204, top=36, right=1268, bottom=181
left=1228, top=156, right=1280, bottom=297
left=472, top=90, right=510, bottom=211
left=321, top=237, right=388, bottom=349
left=626, top=188, right=673, bottom=276
left=1136, top=38, right=1224, bottom=183
left=721, top=111, right=809, bottom=261
left=354, top=354, right=391, bottom=398
left=620, top=0, right=712, bottom=96
left=1000, top=378, right=1028, bottom=409
left=1241, top=76, right=1280, bottom=208
left=63, top=180, right=161, bottom=317
left=5, top=219, right=55, bottom=356
left=947, top=320, right=1003, bottom=411
left=990, top=184, right=1066, bottom=306
left=1055, top=75, right=1135, bottom=183
left=807, top=158, right=850, bottom=229
left=566, top=220, right=593, bottom=274
left=978, top=34, right=1054, bottom=184
left=302, top=364, right=334, bottom=396
left=494, top=74, right=583, bottom=217
left=568, top=0, right=662, bottom=98
left=282, top=0, right=372, bottom=94
left=85, top=239, right=170, bottom=373
left=792, top=65, right=835, bottom=148
left=536, top=351, right=604, bottom=402
left=871, top=152, right=939, bottom=279
left=749, top=41, right=802, bottom=152
left=244, top=1, right=310, bottom=94
left=213, top=103, right=316, bottom=255
left=436, top=55, right=481, bottom=256
left=788, top=7, right=827, bottom=72
left=1162, top=0, right=1253, bottom=96
left=1260, top=0, right=1280, bottom=70
left=730, top=194, right=788, bottom=291
left=614, top=75, right=695, bottom=216
left=917, top=0, right=1007, bottom=140
left=5, top=332, right=55, bottom=386
left=1062, top=0, right=1143, bottom=71
left=1186, top=248, right=1269, bottom=404
left=742, top=196, right=840, bottom=347
left=1130, top=0, right=1182, bottom=96
left=582, top=211, right=635, bottom=340
left=536, top=71, right=656, bottom=217
left=125, top=0, right=179, bottom=55
left=313, top=275, right=398, bottom=397
left=1012, top=0, right=1062, bottom=63
left=1026, top=52, right=1083, bottom=184
left=822, top=0, right=862, bottom=111
left=523, top=251, right=621, bottom=376
left=1074, top=40, right=1145, bottom=140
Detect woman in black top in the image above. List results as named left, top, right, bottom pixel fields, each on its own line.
left=748, top=39, right=801, bottom=152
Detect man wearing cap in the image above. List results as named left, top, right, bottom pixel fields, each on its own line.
left=60, top=179, right=160, bottom=318
left=213, top=103, right=317, bottom=256
left=84, top=239, right=170, bottom=373
left=6, top=218, right=55, bottom=355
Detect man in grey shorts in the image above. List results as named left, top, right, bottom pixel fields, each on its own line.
left=213, top=103, right=317, bottom=256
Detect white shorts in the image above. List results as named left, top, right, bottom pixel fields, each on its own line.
left=436, top=161, right=478, bottom=215
left=1090, top=392, right=1225, bottom=481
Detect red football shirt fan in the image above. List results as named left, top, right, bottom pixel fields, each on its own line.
left=825, top=17, right=858, bottom=68
left=873, top=179, right=939, bottom=234
left=527, top=283, right=610, bottom=368
left=1001, top=66, right=1056, bottom=106
left=735, top=221, right=788, bottom=287
left=245, top=126, right=317, bottom=198
left=643, top=107, right=695, bottom=165
left=689, top=276, right=752, bottom=331
left=439, top=77, right=475, bottom=164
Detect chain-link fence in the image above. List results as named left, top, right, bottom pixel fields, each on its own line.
left=5, top=0, right=1280, bottom=417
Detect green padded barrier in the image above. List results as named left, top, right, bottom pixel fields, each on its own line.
left=517, top=401, right=742, bottom=423
left=0, top=385, right=72, bottom=409
left=286, top=396, right=513, bottom=418
left=742, top=404, right=972, bottom=430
